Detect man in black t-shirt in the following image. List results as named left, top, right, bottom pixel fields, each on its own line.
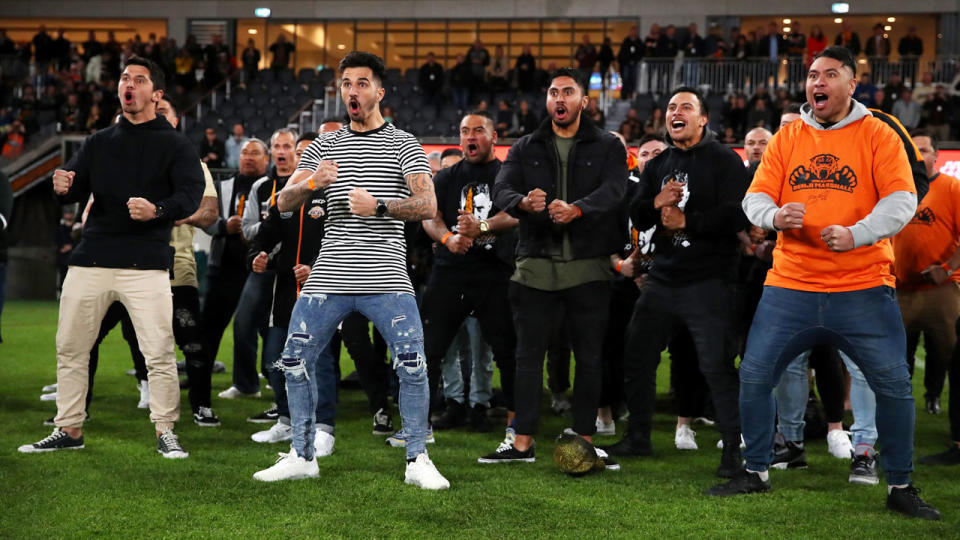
left=421, top=111, right=519, bottom=439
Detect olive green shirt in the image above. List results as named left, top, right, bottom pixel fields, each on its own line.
left=511, top=134, right=611, bottom=291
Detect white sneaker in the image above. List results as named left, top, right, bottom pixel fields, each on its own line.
left=693, top=416, right=715, bottom=426
left=137, top=380, right=150, bottom=409
left=595, top=417, right=616, bottom=436
left=595, top=447, right=621, bottom=471
left=314, top=430, right=335, bottom=457
left=218, top=386, right=261, bottom=399
left=251, top=422, right=293, bottom=443
left=42, top=383, right=58, bottom=393
left=716, top=435, right=746, bottom=450
left=675, top=424, right=698, bottom=450
left=827, top=429, right=853, bottom=459
left=253, top=449, right=319, bottom=482
left=40, top=391, right=57, bottom=401
left=404, top=453, right=450, bottom=490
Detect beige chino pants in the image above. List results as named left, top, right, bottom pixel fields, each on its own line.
left=55, top=266, right=180, bottom=431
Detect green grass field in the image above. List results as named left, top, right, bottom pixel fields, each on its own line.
left=1, top=300, right=957, bottom=539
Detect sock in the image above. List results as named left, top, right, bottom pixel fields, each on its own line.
left=888, top=484, right=908, bottom=494
left=855, top=443, right=875, bottom=457
left=746, top=469, right=769, bottom=481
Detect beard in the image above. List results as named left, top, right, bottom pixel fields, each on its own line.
left=551, top=107, right=582, bottom=128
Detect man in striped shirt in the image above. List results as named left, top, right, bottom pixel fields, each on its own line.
left=252, top=51, right=449, bottom=489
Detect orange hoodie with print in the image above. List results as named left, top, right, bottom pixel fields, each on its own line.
left=747, top=111, right=915, bottom=292
left=893, top=173, right=960, bottom=291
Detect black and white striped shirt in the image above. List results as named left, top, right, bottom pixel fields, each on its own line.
left=296, top=123, right=431, bottom=295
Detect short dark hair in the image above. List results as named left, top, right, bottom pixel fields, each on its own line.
left=669, top=86, right=708, bottom=116
left=339, top=51, right=386, bottom=86
left=813, top=46, right=857, bottom=77
left=637, top=134, right=666, bottom=147
left=550, top=67, right=588, bottom=94
left=440, top=148, right=463, bottom=160
left=123, top=55, right=165, bottom=93
left=297, top=132, right=318, bottom=145
left=159, top=98, right=177, bottom=116
left=784, top=103, right=802, bottom=115
left=910, top=128, right=939, bottom=151
left=463, top=109, right=495, bottom=129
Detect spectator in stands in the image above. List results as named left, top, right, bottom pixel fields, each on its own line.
left=644, top=106, right=665, bottom=136
left=621, top=107, right=643, bottom=138
left=52, top=29, right=71, bottom=71
left=494, top=99, right=513, bottom=138
left=865, top=23, right=891, bottom=78
left=786, top=22, right=805, bottom=59
left=59, top=93, right=85, bottom=132
left=175, top=47, right=195, bottom=90
left=200, top=128, right=226, bottom=168
left=898, top=26, right=923, bottom=57
left=721, top=126, right=738, bottom=144
left=913, top=72, right=937, bottom=105
left=730, top=33, right=751, bottom=59
left=1, top=119, right=25, bottom=159
left=81, top=31, right=101, bottom=62
left=84, top=103, right=109, bottom=133
left=269, top=34, right=295, bottom=71
left=758, top=21, right=785, bottom=62
left=893, top=88, right=922, bottom=129
left=515, top=45, right=537, bottom=94
left=427, top=151, right=442, bottom=175
left=512, top=99, right=538, bottom=137
left=487, top=45, right=510, bottom=94
left=834, top=21, right=861, bottom=56
left=855, top=73, right=878, bottom=107
left=704, top=24, right=728, bottom=58
left=598, top=37, right=615, bottom=81
left=467, top=39, right=490, bottom=93
left=586, top=99, right=604, bottom=127
left=451, top=54, right=472, bottom=111
left=33, top=25, right=54, bottom=73
left=203, top=35, right=230, bottom=87
left=807, top=25, right=827, bottom=60
left=682, top=23, right=705, bottom=58
left=725, top=94, right=748, bottom=137
left=419, top=52, right=444, bottom=104
left=0, top=30, right=15, bottom=56
left=575, top=34, right=598, bottom=75
left=885, top=72, right=906, bottom=105
left=643, top=24, right=660, bottom=56
left=440, top=148, right=462, bottom=169
left=241, top=38, right=260, bottom=83
left=381, top=105, right=395, bottom=124
left=873, top=88, right=890, bottom=113
left=225, top=123, right=246, bottom=169
left=619, top=25, right=643, bottom=98
left=657, top=25, right=679, bottom=58
left=747, top=97, right=774, bottom=131
left=923, top=85, right=952, bottom=142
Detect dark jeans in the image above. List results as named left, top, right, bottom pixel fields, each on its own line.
left=808, top=344, right=845, bottom=424
left=600, top=280, right=640, bottom=410
left=172, top=286, right=213, bottom=410
left=668, top=327, right=711, bottom=418
left=740, top=286, right=914, bottom=485
left=232, top=270, right=273, bottom=393
left=620, top=62, right=638, bottom=97
left=510, top=280, right=609, bottom=436
left=421, top=268, right=516, bottom=412
left=201, top=268, right=247, bottom=370
left=341, top=313, right=391, bottom=413
left=547, top=322, right=572, bottom=394
left=623, top=278, right=741, bottom=448
left=0, top=261, right=5, bottom=343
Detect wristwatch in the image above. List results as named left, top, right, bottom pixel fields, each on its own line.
left=375, top=198, right=388, bottom=217
left=479, top=220, right=490, bottom=233
left=154, top=202, right=166, bottom=220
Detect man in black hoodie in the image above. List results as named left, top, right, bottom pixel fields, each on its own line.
left=18, top=56, right=204, bottom=458
left=484, top=68, right=626, bottom=465
left=602, top=87, right=749, bottom=479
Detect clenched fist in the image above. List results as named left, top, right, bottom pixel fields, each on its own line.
left=293, top=264, right=310, bottom=283
left=654, top=180, right=684, bottom=209
left=820, top=225, right=854, bottom=252
left=518, top=188, right=546, bottom=213
left=310, top=160, right=339, bottom=190
left=252, top=251, right=268, bottom=273
left=53, top=169, right=75, bottom=195
left=548, top=199, right=580, bottom=224
left=127, top=197, right=157, bottom=222
left=348, top=187, right=377, bottom=216
left=773, top=202, right=805, bottom=230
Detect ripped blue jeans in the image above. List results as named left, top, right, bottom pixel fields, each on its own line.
left=282, top=292, right=429, bottom=460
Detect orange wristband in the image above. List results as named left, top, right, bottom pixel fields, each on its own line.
left=616, top=260, right=623, bottom=274
left=441, top=232, right=454, bottom=245
left=942, top=262, right=954, bottom=275
left=307, top=178, right=317, bottom=190
left=573, top=205, right=583, bottom=218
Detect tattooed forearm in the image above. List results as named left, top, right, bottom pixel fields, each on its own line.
left=386, top=172, right=437, bottom=221
left=277, top=181, right=314, bottom=213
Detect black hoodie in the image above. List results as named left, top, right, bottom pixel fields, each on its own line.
left=630, top=128, right=749, bottom=284
left=59, top=114, right=204, bottom=270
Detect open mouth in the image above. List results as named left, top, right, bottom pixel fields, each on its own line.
left=670, top=119, right=686, bottom=131
left=813, top=92, right=828, bottom=108
left=554, top=105, right=567, bottom=120
left=465, top=142, right=478, bottom=156
left=275, top=156, right=288, bottom=166
left=123, top=90, right=134, bottom=103
left=348, top=99, right=360, bottom=114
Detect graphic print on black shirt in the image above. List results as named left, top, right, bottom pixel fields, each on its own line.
left=660, top=169, right=691, bottom=248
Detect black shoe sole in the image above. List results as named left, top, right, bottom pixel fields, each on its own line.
left=705, top=484, right=771, bottom=497
left=886, top=503, right=942, bottom=521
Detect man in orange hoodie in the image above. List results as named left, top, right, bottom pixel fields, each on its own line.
left=706, top=46, right=940, bottom=520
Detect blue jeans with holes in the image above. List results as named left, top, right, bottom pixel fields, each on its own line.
left=282, top=292, right=429, bottom=461
left=740, top=286, right=914, bottom=485
left=441, top=317, right=494, bottom=407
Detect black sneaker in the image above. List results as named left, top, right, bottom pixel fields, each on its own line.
left=771, top=435, right=807, bottom=470
left=849, top=453, right=879, bottom=485
left=212, top=361, right=227, bottom=374
left=18, top=428, right=84, bottom=453
left=925, top=397, right=941, bottom=415
left=886, top=485, right=941, bottom=520
left=598, top=436, right=653, bottom=457
left=157, top=429, right=189, bottom=459
left=470, top=404, right=492, bottom=433
left=176, top=360, right=186, bottom=373
left=716, top=443, right=743, bottom=478
left=193, top=406, right=221, bottom=427
left=477, top=441, right=536, bottom=463
left=706, top=470, right=771, bottom=496
left=247, top=404, right=279, bottom=424
left=432, top=399, right=467, bottom=430
left=372, top=407, right=394, bottom=435
left=918, top=444, right=960, bottom=466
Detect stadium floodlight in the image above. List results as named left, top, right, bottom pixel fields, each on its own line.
left=255, top=7, right=271, bottom=18
left=831, top=3, right=850, bottom=13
